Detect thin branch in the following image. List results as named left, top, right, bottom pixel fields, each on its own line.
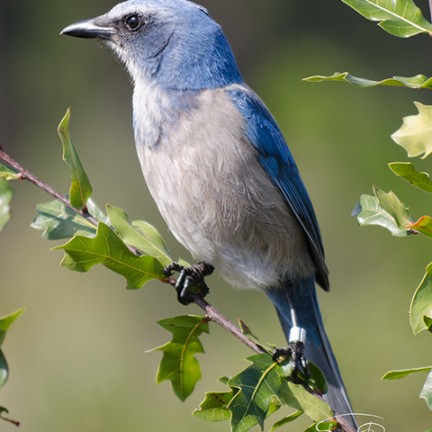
left=0, top=148, right=98, bottom=226
left=193, top=295, right=264, bottom=354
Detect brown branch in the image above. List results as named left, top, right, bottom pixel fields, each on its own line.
left=0, top=148, right=98, bottom=226
left=193, top=295, right=264, bottom=354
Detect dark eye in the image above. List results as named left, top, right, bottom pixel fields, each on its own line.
left=125, top=14, right=141, bottom=31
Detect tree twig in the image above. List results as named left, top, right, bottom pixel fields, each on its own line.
left=0, top=147, right=98, bottom=226
left=193, top=295, right=264, bottom=354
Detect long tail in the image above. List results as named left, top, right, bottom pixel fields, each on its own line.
left=266, top=278, right=357, bottom=430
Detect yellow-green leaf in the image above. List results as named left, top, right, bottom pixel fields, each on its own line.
left=410, top=263, right=432, bottom=334
left=58, top=108, right=93, bottom=209
left=392, top=102, right=432, bottom=159
left=341, top=0, right=432, bottom=37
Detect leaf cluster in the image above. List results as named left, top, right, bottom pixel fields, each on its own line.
left=307, top=0, right=432, bottom=423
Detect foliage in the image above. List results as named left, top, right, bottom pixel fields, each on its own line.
left=308, top=0, right=432, bottom=423
left=0, top=309, right=23, bottom=427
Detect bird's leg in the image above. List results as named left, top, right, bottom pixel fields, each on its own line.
left=273, top=326, right=310, bottom=385
left=163, top=261, right=214, bottom=305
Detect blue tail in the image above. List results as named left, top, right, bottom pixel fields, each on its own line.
left=266, top=278, right=357, bottom=430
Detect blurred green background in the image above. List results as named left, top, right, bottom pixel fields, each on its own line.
left=2, top=1, right=432, bottom=431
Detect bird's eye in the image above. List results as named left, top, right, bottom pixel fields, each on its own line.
left=125, top=14, right=141, bottom=31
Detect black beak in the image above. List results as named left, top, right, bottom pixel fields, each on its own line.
left=60, top=19, right=114, bottom=39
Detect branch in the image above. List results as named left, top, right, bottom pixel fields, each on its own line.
left=0, top=147, right=98, bottom=226
left=193, top=295, right=264, bottom=354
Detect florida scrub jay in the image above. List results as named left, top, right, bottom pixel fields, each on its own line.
left=61, top=0, right=356, bottom=426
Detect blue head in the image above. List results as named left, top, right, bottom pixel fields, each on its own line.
left=61, top=0, right=243, bottom=90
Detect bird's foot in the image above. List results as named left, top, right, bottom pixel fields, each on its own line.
left=273, top=341, right=310, bottom=385
left=163, top=261, right=214, bottom=305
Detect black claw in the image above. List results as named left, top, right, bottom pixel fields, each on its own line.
left=163, top=261, right=214, bottom=305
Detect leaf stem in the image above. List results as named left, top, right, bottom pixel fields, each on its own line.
left=0, top=147, right=98, bottom=226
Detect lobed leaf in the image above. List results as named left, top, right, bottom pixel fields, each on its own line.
left=382, top=366, right=432, bottom=380
left=389, top=162, right=432, bottom=193
left=410, top=262, right=432, bottom=334
left=352, top=186, right=413, bottom=237
left=421, top=370, right=432, bottom=411
left=341, top=0, right=432, bottom=37
left=31, top=199, right=102, bottom=240
left=0, top=179, right=13, bottom=232
left=107, top=205, right=172, bottom=266
left=227, top=354, right=283, bottom=432
left=55, top=222, right=165, bottom=289
left=57, top=108, right=93, bottom=209
left=152, top=315, right=209, bottom=401
left=193, top=389, right=236, bottom=422
left=392, top=102, right=432, bottom=159
left=304, top=72, right=432, bottom=89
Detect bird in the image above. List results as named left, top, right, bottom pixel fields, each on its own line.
left=61, top=0, right=356, bottom=428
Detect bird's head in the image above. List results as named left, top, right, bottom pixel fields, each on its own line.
left=61, top=0, right=243, bottom=91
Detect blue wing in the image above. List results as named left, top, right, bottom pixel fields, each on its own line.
left=226, top=85, right=329, bottom=290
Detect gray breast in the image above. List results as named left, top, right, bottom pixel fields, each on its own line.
left=134, top=87, right=315, bottom=290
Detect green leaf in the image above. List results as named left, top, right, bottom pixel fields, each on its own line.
left=286, top=382, right=333, bottom=422
left=193, top=389, right=236, bottom=422
left=389, top=162, right=432, bottom=193
left=0, top=165, right=20, bottom=181
left=407, top=216, right=432, bottom=239
left=227, top=354, right=284, bottom=432
left=152, top=315, right=209, bottom=401
left=0, top=309, right=24, bottom=347
left=382, top=366, right=432, bottom=380
left=0, top=179, right=13, bottom=231
left=304, top=420, right=339, bottom=432
left=269, top=410, right=303, bottom=431
left=421, top=370, right=432, bottom=411
left=341, top=0, right=432, bottom=37
left=106, top=205, right=172, bottom=266
left=410, top=263, right=432, bottom=334
left=31, top=199, right=103, bottom=240
left=392, top=102, right=432, bottom=159
left=304, top=72, right=432, bottom=89
left=0, top=351, right=7, bottom=389
left=352, top=186, right=413, bottom=236
left=0, top=309, right=24, bottom=388
left=55, top=222, right=165, bottom=289
left=58, top=108, right=93, bottom=209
